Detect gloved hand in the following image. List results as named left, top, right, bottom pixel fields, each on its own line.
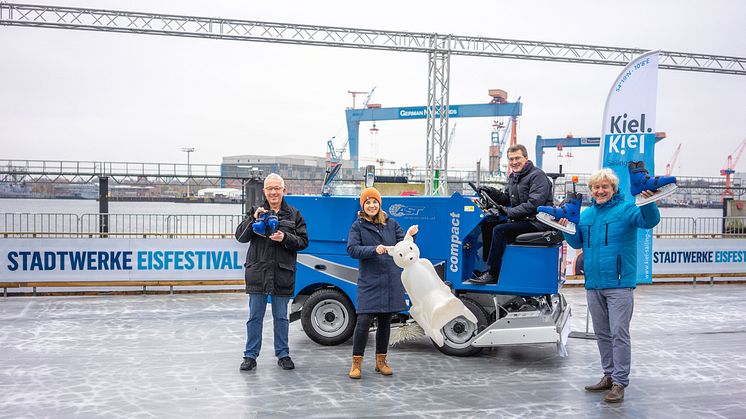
left=494, top=204, right=508, bottom=216
left=479, top=186, right=510, bottom=206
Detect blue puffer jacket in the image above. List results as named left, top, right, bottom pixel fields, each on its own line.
left=347, top=214, right=408, bottom=314
left=563, top=193, right=660, bottom=289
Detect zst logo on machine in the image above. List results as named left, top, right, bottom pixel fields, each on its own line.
left=388, top=204, right=425, bottom=217
left=605, top=113, right=655, bottom=156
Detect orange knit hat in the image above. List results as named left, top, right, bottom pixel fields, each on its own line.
left=360, top=187, right=382, bottom=208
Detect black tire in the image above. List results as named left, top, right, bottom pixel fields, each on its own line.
left=434, top=297, right=489, bottom=357
left=300, top=288, right=356, bottom=346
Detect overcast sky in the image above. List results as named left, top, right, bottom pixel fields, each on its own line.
left=1, top=0, right=745, bottom=177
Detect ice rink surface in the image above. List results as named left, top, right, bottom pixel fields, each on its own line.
left=2, top=285, right=746, bottom=418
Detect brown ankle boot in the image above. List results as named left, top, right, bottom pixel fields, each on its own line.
left=349, top=355, right=363, bottom=379
left=584, top=375, right=613, bottom=392
left=375, top=353, right=393, bottom=376
left=604, top=384, right=625, bottom=403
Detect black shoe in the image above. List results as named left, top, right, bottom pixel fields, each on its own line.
left=471, top=272, right=498, bottom=284
left=277, top=356, right=295, bottom=370
left=240, top=357, right=257, bottom=371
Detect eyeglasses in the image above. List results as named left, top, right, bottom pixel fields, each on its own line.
left=264, top=186, right=283, bottom=192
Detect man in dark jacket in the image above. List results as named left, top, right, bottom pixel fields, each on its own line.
left=235, top=173, right=308, bottom=371
left=472, top=144, right=553, bottom=284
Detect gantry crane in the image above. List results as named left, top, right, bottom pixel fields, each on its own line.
left=665, top=143, right=682, bottom=176
left=337, top=87, right=377, bottom=159
left=720, top=138, right=746, bottom=200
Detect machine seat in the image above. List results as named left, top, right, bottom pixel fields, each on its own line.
left=514, top=230, right=563, bottom=246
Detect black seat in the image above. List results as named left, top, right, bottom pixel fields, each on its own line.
left=514, top=230, right=563, bottom=246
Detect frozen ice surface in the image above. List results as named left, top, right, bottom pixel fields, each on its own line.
left=2, top=285, right=746, bottom=418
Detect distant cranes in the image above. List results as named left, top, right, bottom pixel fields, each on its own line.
left=375, top=158, right=396, bottom=171
left=720, top=138, right=746, bottom=200
left=487, top=90, right=519, bottom=176
left=665, top=143, right=682, bottom=176
left=323, top=88, right=377, bottom=195
left=336, top=87, right=377, bottom=159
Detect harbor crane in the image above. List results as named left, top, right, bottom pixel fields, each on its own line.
left=323, top=88, right=377, bottom=195
left=665, top=143, right=682, bottom=176
left=375, top=158, right=396, bottom=171
left=336, top=87, right=377, bottom=160
left=720, top=138, right=746, bottom=200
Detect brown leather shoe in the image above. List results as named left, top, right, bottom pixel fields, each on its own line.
left=375, top=353, right=393, bottom=376
left=349, top=355, right=363, bottom=379
left=604, top=384, right=625, bottom=403
left=584, top=375, right=613, bottom=392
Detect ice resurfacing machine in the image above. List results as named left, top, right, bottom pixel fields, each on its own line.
left=285, top=184, right=572, bottom=357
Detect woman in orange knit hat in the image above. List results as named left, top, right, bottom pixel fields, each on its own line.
left=346, top=187, right=417, bottom=379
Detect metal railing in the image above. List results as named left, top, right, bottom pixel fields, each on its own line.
left=1, top=213, right=244, bottom=238
left=653, top=217, right=746, bottom=238
left=2, top=212, right=745, bottom=239
left=0, top=159, right=223, bottom=177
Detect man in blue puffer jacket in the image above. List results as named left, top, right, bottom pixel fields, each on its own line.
left=559, top=168, right=659, bottom=403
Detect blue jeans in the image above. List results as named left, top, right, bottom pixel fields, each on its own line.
left=586, top=288, right=634, bottom=387
left=244, top=293, right=290, bottom=360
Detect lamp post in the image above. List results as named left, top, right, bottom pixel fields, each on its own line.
left=181, top=147, right=194, bottom=197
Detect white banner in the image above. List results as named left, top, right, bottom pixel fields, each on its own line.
left=652, top=239, right=746, bottom=275
left=0, top=239, right=246, bottom=281
left=565, top=239, right=746, bottom=276
left=600, top=50, right=660, bottom=284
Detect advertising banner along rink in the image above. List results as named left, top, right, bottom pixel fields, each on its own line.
left=0, top=239, right=246, bottom=281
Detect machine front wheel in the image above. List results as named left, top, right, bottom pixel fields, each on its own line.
left=300, top=288, right=356, bottom=346
left=434, top=297, right=488, bottom=357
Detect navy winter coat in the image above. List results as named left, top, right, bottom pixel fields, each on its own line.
left=505, top=160, right=553, bottom=228
left=563, top=193, right=660, bottom=290
left=347, top=214, right=408, bottom=314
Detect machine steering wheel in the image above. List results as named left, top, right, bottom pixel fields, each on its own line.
left=468, top=181, right=500, bottom=212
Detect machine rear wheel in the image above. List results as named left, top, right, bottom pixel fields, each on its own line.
left=300, top=288, right=356, bottom=346
left=434, top=297, right=488, bottom=357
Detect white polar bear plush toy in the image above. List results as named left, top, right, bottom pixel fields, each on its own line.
left=388, top=234, right=478, bottom=347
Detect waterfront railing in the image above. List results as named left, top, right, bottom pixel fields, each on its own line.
left=1, top=213, right=745, bottom=239
left=2, top=213, right=244, bottom=238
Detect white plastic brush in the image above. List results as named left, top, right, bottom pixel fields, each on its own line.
left=389, top=321, right=425, bottom=347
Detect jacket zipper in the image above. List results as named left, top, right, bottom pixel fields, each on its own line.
left=587, top=225, right=591, bottom=248
left=605, top=224, right=609, bottom=246
left=617, top=255, right=622, bottom=283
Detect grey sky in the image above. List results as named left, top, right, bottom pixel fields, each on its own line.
left=1, top=0, right=745, bottom=177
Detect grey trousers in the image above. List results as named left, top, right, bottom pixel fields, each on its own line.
left=586, top=288, right=634, bottom=387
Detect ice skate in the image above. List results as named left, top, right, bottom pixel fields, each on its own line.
left=536, top=192, right=583, bottom=235
left=251, top=211, right=279, bottom=236
left=628, top=161, right=678, bottom=206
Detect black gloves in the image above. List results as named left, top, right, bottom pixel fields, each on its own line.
left=477, top=185, right=496, bottom=194
left=479, top=186, right=510, bottom=206
left=494, top=205, right=508, bottom=216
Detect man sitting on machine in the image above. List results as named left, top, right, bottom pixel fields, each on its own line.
left=471, top=144, right=554, bottom=284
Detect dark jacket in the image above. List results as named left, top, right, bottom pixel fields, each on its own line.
left=347, top=214, right=407, bottom=314
left=563, top=193, right=660, bottom=290
left=506, top=161, right=553, bottom=229
left=235, top=199, right=308, bottom=296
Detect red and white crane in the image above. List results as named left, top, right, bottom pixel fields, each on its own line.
left=720, top=138, right=746, bottom=200
left=665, top=143, right=682, bottom=176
